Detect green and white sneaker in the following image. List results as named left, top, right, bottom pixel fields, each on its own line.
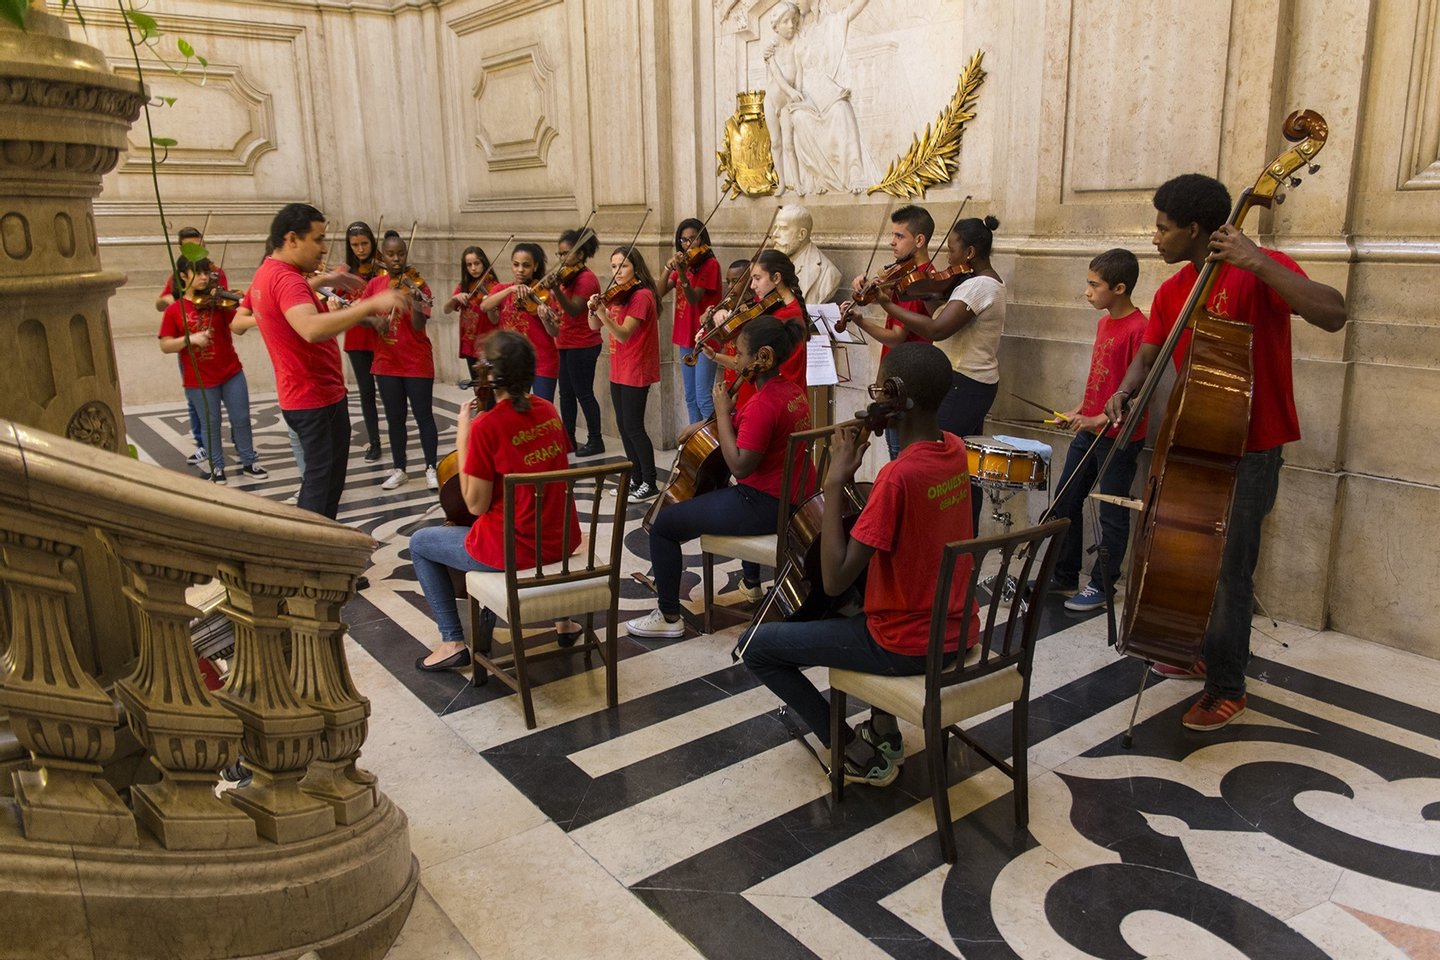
left=843, top=738, right=899, bottom=787
left=855, top=719, right=903, bottom=763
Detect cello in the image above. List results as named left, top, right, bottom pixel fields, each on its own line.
left=1108, top=109, right=1329, bottom=669
left=435, top=359, right=495, bottom=526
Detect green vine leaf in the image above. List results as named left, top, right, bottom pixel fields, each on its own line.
left=150, top=136, right=177, bottom=147
left=179, top=241, right=208, bottom=261
left=177, top=37, right=194, bottom=58
left=123, top=8, right=158, bottom=40
left=159, top=96, right=176, bottom=107
left=0, top=0, right=26, bottom=30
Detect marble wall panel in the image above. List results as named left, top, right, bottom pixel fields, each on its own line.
left=1254, top=465, right=1339, bottom=630
left=1342, top=362, right=1440, bottom=487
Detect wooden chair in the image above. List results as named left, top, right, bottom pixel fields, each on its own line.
left=827, top=518, right=1069, bottom=863
left=466, top=461, right=632, bottom=729
left=697, top=423, right=833, bottom=634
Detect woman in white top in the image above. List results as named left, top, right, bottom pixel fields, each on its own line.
left=888, top=215, right=1005, bottom=528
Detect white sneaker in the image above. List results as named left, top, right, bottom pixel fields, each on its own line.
left=381, top=468, right=408, bottom=490
left=425, top=466, right=439, bottom=490
left=626, top=609, right=686, bottom=639
left=737, top=580, right=765, bottom=601
left=283, top=493, right=300, bottom=506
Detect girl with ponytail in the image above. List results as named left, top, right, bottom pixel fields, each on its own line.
left=628, top=314, right=812, bottom=639
left=702, top=248, right=810, bottom=410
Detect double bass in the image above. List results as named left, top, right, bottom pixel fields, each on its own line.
left=435, top=360, right=495, bottom=526
left=1111, top=109, right=1328, bottom=668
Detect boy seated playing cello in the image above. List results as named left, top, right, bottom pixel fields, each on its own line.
left=740, top=342, right=979, bottom=786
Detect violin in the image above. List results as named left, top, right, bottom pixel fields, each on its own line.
left=193, top=277, right=242, bottom=311
left=896, top=260, right=972, bottom=302
left=436, top=360, right=498, bottom=527
left=670, top=242, right=713, bottom=274
left=687, top=289, right=782, bottom=365
left=385, top=264, right=433, bottom=306
left=851, top=257, right=930, bottom=306
left=600, top=276, right=641, bottom=307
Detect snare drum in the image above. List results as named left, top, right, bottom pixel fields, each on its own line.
left=964, top=436, right=1047, bottom=488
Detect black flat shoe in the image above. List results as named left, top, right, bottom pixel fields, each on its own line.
left=415, top=648, right=472, bottom=672
left=556, top=627, right=583, bottom=648
left=576, top=440, right=605, bottom=457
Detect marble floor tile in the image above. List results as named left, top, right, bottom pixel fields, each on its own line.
left=422, top=821, right=705, bottom=960
left=744, top=893, right=895, bottom=960
left=384, top=885, right=483, bottom=960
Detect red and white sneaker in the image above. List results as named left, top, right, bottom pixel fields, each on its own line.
left=1152, top=658, right=1206, bottom=681
left=1182, top=692, right=1247, bottom=731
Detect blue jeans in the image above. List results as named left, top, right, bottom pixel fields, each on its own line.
left=287, top=426, right=305, bottom=475
left=186, top=395, right=204, bottom=451
left=533, top=375, right=556, bottom=403
left=1205, top=447, right=1283, bottom=700
left=678, top=347, right=717, bottom=423
left=885, top=425, right=900, bottom=461
left=741, top=614, right=926, bottom=746
left=185, top=370, right=257, bottom=472
left=1052, top=431, right=1143, bottom=589
left=409, top=525, right=498, bottom=642
left=648, top=483, right=779, bottom=617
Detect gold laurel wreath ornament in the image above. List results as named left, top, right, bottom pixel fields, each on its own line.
left=868, top=49, right=987, bottom=198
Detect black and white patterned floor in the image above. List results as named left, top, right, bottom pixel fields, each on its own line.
left=127, top=388, right=1440, bottom=960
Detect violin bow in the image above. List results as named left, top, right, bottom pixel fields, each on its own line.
left=374, top=215, right=385, bottom=236
left=729, top=205, right=782, bottom=306
left=600, top=207, right=652, bottom=296
left=472, top=234, right=516, bottom=292
left=856, top=198, right=896, bottom=293
left=406, top=219, right=419, bottom=255
left=935, top=195, right=971, bottom=259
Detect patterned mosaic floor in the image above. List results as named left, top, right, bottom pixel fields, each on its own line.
left=126, top=386, right=1440, bottom=960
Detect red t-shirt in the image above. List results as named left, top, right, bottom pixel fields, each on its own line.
left=884, top=263, right=934, bottom=359
left=363, top=274, right=434, bottom=379
left=496, top=283, right=559, bottom=378
left=669, top=256, right=723, bottom=348
left=555, top=268, right=602, bottom=349
left=735, top=298, right=809, bottom=410
left=461, top=397, right=581, bottom=569
left=160, top=267, right=228, bottom=299
left=1145, top=251, right=1303, bottom=451
left=250, top=257, right=345, bottom=410
left=1081, top=308, right=1149, bottom=440
left=851, top=432, right=980, bottom=656
left=343, top=263, right=382, bottom=352
left=454, top=281, right=500, bottom=360
left=734, top=375, right=812, bottom=498
left=159, top=299, right=243, bottom=388
left=606, top=287, right=660, bottom=387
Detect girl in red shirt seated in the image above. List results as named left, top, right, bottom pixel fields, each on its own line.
left=477, top=243, right=561, bottom=403
left=739, top=342, right=979, bottom=787
left=341, top=221, right=386, bottom=462
left=587, top=247, right=662, bottom=499
left=157, top=255, right=265, bottom=485
left=410, top=331, right=582, bottom=672
left=627, top=316, right=812, bottom=639
left=547, top=229, right=605, bottom=456
left=445, top=245, right=499, bottom=380
left=362, top=233, right=439, bottom=492
left=702, top=249, right=810, bottom=409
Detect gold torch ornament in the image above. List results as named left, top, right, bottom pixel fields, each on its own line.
left=717, top=90, right=779, bottom=198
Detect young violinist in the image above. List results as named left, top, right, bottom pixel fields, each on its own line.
left=548, top=229, right=605, bottom=456
left=713, top=259, right=754, bottom=394
left=362, top=234, right=439, bottom=491
left=408, top=331, right=582, bottom=672
left=662, top=217, right=723, bottom=423
left=157, top=255, right=265, bottom=485
left=340, top=222, right=386, bottom=463
left=478, top=243, right=560, bottom=403
left=628, top=316, right=812, bottom=638
left=703, top=249, right=810, bottom=411
left=249, top=203, right=409, bottom=520
left=586, top=247, right=661, bottom=499
left=741, top=342, right=978, bottom=786
left=445, top=245, right=500, bottom=380
left=840, top=204, right=936, bottom=459
left=155, top=225, right=228, bottom=467
left=1104, top=173, right=1345, bottom=732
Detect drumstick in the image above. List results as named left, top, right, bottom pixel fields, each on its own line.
left=1010, top=391, right=1069, bottom=421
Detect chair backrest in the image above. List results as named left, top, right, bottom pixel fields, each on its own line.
left=775, top=422, right=839, bottom=562
left=925, top=518, right=1070, bottom=701
left=501, top=461, right=633, bottom=590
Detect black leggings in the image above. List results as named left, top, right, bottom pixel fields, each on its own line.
left=936, top=369, right=998, bottom=532
left=610, top=382, right=656, bottom=485
left=559, top=345, right=602, bottom=445
left=347, top=350, right=380, bottom=447
left=375, top=374, right=438, bottom=471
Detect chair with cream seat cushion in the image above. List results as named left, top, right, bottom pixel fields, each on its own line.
left=466, top=460, right=632, bottom=729
left=828, top=518, right=1069, bottom=863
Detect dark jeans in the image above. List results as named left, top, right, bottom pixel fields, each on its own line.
left=611, top=382, right=656, bottom=485
left=346, top=350, right=380, bottom=448
left=284, top=401, right=350, bottom=518
left=937, top=369, right=998, bottom=531
left=1205, top=447, right=1283, bottom=700
left=885, top=425, right=900, bottom=461
left=375, top=374, right=439, bottom=471
left=1052, top=431, right=1144, bottom=589
left=559, top=345, right=602, bottom=445
left=741, top=614, right=926, bottom=746
left=533, top=375, right=556, bottom=403
left=649, top=483, right=778, bottom=617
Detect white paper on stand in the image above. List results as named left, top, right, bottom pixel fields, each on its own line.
left=807, top=302, right=863, bottom=344
left=806, top=335, right=839, bottom=386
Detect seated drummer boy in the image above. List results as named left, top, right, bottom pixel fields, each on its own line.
left=740, top=341, right=979, bottom=786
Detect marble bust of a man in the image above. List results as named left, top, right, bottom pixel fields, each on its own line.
left=769, top=204, right=841, bottom=302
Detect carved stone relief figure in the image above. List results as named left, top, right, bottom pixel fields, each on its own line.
left=769, top=203, right=841, bottom=302
left=764, top=0, right=875, bottom=195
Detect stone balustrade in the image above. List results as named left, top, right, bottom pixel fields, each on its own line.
left=0, top=420, right=416, bottom=960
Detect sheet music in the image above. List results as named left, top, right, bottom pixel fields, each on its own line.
left=807, top=303, right=864, bottom=344
left=806, top=335, right=839, bottom=386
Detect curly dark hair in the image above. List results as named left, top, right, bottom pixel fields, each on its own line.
left=559, top=228, right=599, bottom=261
left=952, top=215, right=1000, bottom=258
left=267, top=202, right=325, bottom=250
left=1153, top=173, right=1231, bottom=234
left=878, top=341, right=951, bottom=414
left=485, top=330, right=536, bottom=412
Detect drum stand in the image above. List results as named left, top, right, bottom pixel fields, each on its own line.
left=978, top=483, right=1027, bottom=609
